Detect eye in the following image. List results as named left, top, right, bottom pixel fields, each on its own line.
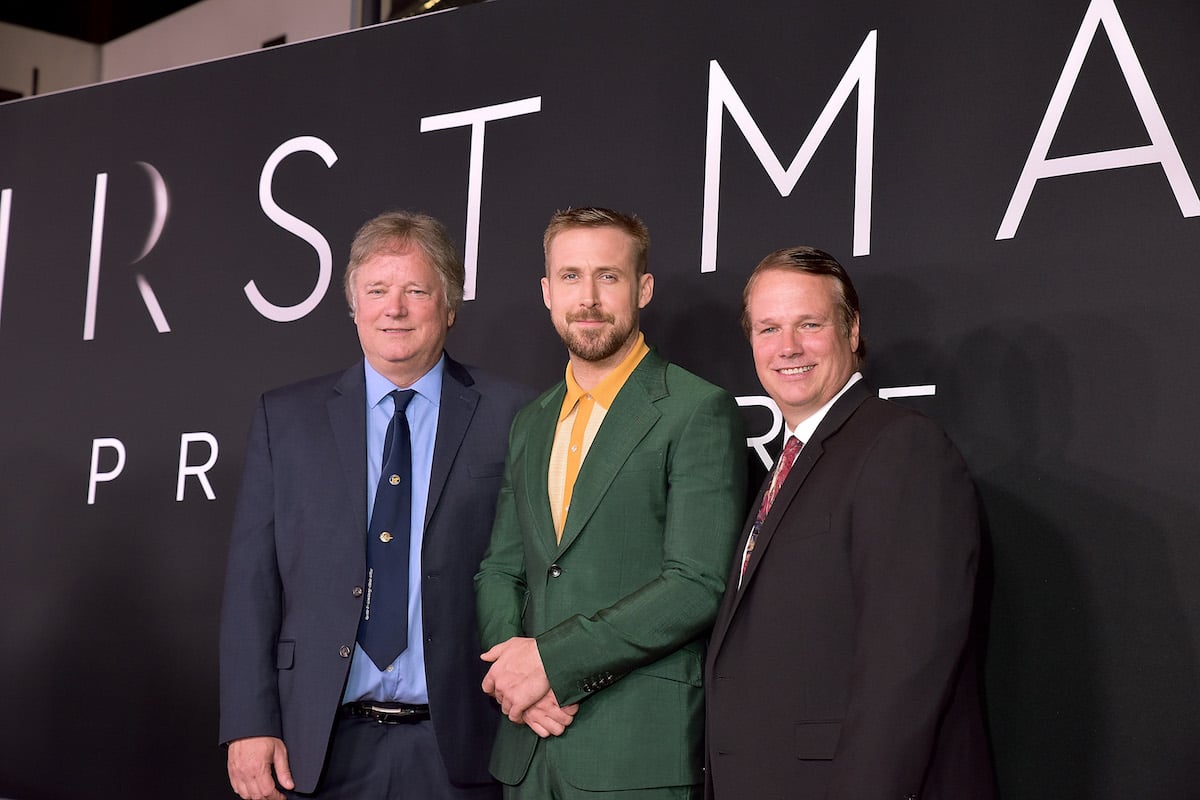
left=598, top=272, right=618, bottom=282
left=407, top=287, right=429, bottom=297
left=800, top=322, right=822, bottom=331
left=560, top=271, right=579, bottom=282
left=756, top=326, right=779, bottom=336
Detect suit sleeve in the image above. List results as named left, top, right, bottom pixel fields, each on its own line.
left=536, top=388, right=747, bottom=706
left=829, top=413, right=980, bottom=795
left=217, top=396, right=284, bottom=745
left=475, top=418, right=529, bottom=651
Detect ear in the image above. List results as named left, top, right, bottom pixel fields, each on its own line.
left=541, top=276, right=552, bottom=311
left=637, top=272, right=654, bottom=309
left=848, top=313, right=860, bottom=352
left=446, top=307, right=456, bottom=329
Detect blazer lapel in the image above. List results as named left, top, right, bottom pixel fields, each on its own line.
left=731, top=380, right=873, bottom=602
left=425, top=355, right=479, bottom=529
left=523, top=384, right=564, bottom=559
left=328, top=362, right=369, bottom=540
left=555, top=352, right=666, bottom=555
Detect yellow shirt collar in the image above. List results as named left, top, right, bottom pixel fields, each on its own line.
left=559, top=332, right=650, bottom=421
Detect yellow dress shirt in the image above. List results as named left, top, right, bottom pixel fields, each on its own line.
left=548, top=333, right=650, bottom=539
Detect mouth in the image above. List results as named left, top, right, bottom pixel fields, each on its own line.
left=568, top=313, right=613, bottom=326
left=777, top=365, right=815, bottom=376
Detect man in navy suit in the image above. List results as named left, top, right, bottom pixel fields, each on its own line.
left=704, top=247, right=994, bottom=799
left=219, top=211, right=534, bottom=799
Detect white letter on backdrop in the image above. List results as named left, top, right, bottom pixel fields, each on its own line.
left=736, top=395, right=784, bottom=470
left=997, top=0, right=1199, bottom=239
left=420, top=97, right=542, bottom=301
left=88, top=437, right=126, bottom=505
left=0, top=188, right=10, bottom=332
left=81, top=171, right=172, bottom=340
left=246, top=136, right=338, bottom=322
left=177, top=432, right=219, bottom=502
left=702, top=32, right=877, bottom=272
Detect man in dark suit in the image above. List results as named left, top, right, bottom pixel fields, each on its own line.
left=475, top=207, right=746, bottom=798
left=705, top=247, right=994, bottom=799
left=219, top=211, right=533, bottom=799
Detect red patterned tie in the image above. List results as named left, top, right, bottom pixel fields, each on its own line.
left=739, top=436, right=802, bottom=585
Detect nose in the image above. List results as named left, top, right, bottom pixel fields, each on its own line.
left=384, top=289, right=407, bottom=317
left=578, top=278, right=599, bottom=307
left=778, top=328, right=802, bottom=357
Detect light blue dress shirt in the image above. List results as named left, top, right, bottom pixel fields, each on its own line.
left=342, top=355, right=444, bottom=704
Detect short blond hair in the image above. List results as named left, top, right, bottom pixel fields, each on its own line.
left=542, top=207, right=650, bottom=276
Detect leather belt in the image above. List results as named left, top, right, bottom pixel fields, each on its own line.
left=341, top=702, right=430, bottom=724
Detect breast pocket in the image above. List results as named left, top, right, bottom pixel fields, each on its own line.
left=794, top=720, right=842, bottom=760
left=621, top=450, right=665, bottom=473
left=771, top=512, right=831, bottom=541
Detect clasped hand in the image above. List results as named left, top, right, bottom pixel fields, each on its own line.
left=481, top=636, right=578, bottom=737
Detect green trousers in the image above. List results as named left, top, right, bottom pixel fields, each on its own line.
left=501, top=738, right=699, bottom=800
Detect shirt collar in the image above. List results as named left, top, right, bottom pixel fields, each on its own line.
left=559, top=332, right=650, bottom=422
left=364, top=353, right=445, bottom=410
left=785, top=371, right=863, bottom=444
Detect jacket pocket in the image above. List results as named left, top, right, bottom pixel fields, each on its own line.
left=276, top=639, right=295, bottom=670
left=794, top=720, right=841, bottom=760
left=633, top=646, right=702, bottom=687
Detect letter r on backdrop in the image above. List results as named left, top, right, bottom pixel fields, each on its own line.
left=177, top=432, right=219, bottom=501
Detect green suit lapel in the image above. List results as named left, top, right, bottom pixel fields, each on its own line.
left=522, top=383, right=565, bottom=559
left=556, top=350, right=668, bottom=554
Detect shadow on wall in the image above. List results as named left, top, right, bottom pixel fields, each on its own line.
left=856, top=267, right=1200, bottom=799
left=951, top=320, right=1200, bottom=799
left=0, top=437, right=231, bottom=800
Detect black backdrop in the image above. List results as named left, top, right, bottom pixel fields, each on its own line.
left=1, top=1, right=1198, bottom=797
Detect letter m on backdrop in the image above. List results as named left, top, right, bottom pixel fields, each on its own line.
left=702, top=31, right=877, bottom=272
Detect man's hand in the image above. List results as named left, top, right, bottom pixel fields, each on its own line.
left=520, top=690, right=579, bottom=738
left=227, top=736, right=294, bottom=800
left=481, top=636, right=552, bottom=721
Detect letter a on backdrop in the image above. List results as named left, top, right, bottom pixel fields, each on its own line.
left=997, top=0, right=1200, bottom=239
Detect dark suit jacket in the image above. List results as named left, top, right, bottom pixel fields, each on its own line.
left=705, top=379, right=995, bottom=800
left=476, top=349, right=747, bottom=791
left=218, top=354, right=533, bottom=793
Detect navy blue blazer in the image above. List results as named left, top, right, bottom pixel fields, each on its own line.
left=219, top=354, right=533, bottom=793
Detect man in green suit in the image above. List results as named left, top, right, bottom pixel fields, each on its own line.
left=475, top=207, right=747, bottom=799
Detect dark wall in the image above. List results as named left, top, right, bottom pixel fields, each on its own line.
left=1, top=1, right=1197, bottom=797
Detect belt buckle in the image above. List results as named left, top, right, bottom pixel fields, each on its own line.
left=368, top=703, right=414, bottom=720
left=357, top=702, right=427, bottom=724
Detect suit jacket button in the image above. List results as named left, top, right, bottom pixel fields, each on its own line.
left=351, top=586, right=363, bottom=597
left=549, top=564, right=562, bottom=578
left=339, top=645, right=352, bottom=658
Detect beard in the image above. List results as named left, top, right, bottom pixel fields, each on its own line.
left=557, top=309, right=637, bottom=363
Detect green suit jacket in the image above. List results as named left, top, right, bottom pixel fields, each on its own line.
left=475, top=349, right=747, bottom=791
